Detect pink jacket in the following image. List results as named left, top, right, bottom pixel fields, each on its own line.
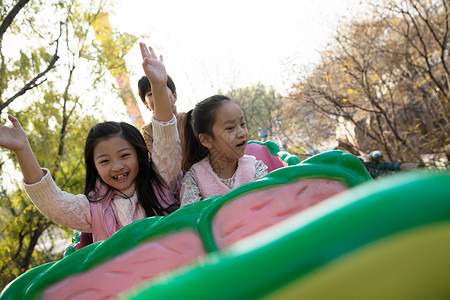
left=74, top=183, right=115, bottom=250
left=75, top=182, right=177, bottom=249
left=89, top=183, right=119, bottom=243
left=192, top=155, right=257, bottom=200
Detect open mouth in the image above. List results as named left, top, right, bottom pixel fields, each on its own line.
left=236, top=141, right=246, bottom=147
left=114, top=173, right=128, bottom=181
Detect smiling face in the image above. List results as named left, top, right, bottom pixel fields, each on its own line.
left=201, top=101, right=249, bottom=163
left=93, top=135, right=139, bottom=192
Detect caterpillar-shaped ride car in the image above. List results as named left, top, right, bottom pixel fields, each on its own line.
left=1, top=141, right=449, bottom=299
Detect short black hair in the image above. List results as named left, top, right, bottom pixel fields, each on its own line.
left=137, top=75, right=176, bottom=104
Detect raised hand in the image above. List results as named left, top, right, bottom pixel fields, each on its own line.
left=0, top=115, right=29, bottom=152
left=0, top=115, right=44, bottom=184
left=139, top=42, right=172, bottom=122
left=140, top=42, right=167, bottom=87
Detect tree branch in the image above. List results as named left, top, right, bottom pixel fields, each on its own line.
left=0, top=0, right=30, bottom=41
left=0, top=22, right=63, bottom=114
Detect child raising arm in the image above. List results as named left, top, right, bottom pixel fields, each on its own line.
left=139, top=42, right=182, bottom=194
left=0, top=115, right=45, bottom=184
left=0, top=42, right=182, bottom=243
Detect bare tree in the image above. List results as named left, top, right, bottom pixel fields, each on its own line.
left=289, top=0, right=449, bottom=164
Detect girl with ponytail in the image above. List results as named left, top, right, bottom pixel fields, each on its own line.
left=180, top=95, right=267, bottom=207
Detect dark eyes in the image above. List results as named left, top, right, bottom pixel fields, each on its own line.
left=97, top=153, right=130, bottom=164
left=226, top=123, right=246, bottom=131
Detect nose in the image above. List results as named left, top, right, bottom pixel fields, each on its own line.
left=112, top=160, right=124, bottom=171
left=237, top=126, right=247, bottom=138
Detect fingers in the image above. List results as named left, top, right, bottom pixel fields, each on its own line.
left=139, top=42, right=151, bottom=60
left=142, top=57, right=149, bottom=65
left=140, top=42, right=163, bottom=63
left=140, top=42, right=156, bottom=60
left=142, top=57, right=159, bottom=64
left=8, top=115, right=21, bottom=128
left=148, top=46, right=157, bottom=60
left=8, top=114, right=17, bottom=123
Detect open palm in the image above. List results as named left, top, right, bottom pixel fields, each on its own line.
left=140, top=42, right=167, bottom=86
left=0, top=115, right=28, bottom=152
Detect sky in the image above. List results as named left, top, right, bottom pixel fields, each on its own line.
left=109, top=0, right=363, bottom=121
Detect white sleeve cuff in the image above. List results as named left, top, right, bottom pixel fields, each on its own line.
left=151, top=114, right=176, bottom=126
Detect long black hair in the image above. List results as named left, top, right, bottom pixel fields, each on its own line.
left=84, top=121, right=173, bottom=216
left=182, top=95, right=231, bottom=170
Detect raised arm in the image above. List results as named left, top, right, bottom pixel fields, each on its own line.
left=139, top=42, right=172, bottom=122
left=0, top=115, right=45, bottom=184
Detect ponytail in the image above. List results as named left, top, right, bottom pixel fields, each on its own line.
left=182, top=109, right=209, bottom=170
left=182, top=95, right=231, bottom=170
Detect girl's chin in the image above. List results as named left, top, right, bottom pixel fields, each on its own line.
left=113, top=178, right=132, bottom=189
left=237, top=147, right=246, bottom=156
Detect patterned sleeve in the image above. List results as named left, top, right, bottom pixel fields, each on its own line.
left=140, top=123, right=154, bottom=155
left=255, top=160, right=268, bottom=180
left=23, top=168, right=93, bottom=232
left=180, top=168, right=202, bottom=207
left=151, top=115, right=182, bottom=193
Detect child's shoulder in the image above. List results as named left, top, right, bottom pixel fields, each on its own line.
left=181, top=167, right=198, bottom=184
left=141, top=122, right=153, bottom=135
left=176, top=112, right=186, bottom=119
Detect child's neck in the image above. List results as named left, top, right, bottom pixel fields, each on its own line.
left=114, top=182, right=136, bottom=198
left=209, top=155, right=238, bottom=179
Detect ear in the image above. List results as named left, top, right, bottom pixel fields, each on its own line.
left=173, top=91, right=177, bottom=103
left=199, top=133, right=213, bottom=149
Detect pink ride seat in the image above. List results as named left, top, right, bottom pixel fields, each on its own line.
left=245, top=142, right=287, bottom=173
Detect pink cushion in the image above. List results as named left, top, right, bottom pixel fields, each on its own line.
left=212, top=179, right=348, bottom=249
left=43, top=231, right=205, bottom=299
left=245, top=143, right=287, bottom=173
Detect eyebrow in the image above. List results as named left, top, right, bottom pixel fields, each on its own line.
left=95, top=154, right=108, bottom=160
left=95, top=147, right=132, bottom=160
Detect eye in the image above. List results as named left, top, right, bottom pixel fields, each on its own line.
left=121, top=153, right=130, bottom=158
left=226, top=126, right=235, bottom=131
left=241, top=122, right=246, bottom=127
left=99, top=159, right=109, bottom=164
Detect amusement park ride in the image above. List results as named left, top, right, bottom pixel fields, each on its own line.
left=1, top=140, right=449, bottom=300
